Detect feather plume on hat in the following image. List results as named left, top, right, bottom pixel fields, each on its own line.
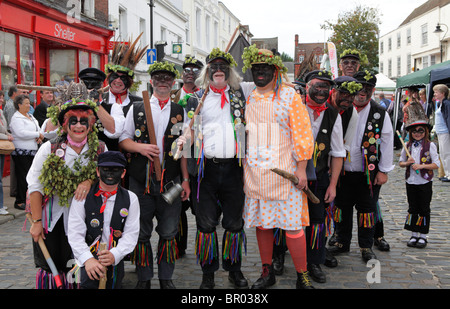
left=105, top=32, right=148, bottom=78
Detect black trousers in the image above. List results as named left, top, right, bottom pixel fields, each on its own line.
left=334, top=172, right=381, bottom=249
left=80, top=260, right=125, bottom=289
left=404, top=182, right=432, bottom=234
left=305, top=172, right=330, bottom=264
left=129, top=176, right=182, bottom=281
left=11, top=154, right=34, bottom=205
left=192, top=159, right=245, bottom=273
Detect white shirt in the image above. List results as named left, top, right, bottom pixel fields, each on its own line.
left=306, top=106, right=346, bottom=158
left=119, top=95, right=188, bottom=164
left=10, top=112, right=40, bottom=150
left=201, top=82, right=254, bottom=159
left=68, top=188, right=140, bottom=267
left=26, top=141, right=108, bottom=233
left=101, top=90, right=127, bottom=139
left=344, top=107, right=359, bottom=152
left=344, top=104, right=395, bottom=173
left=400, top=142, right=440, bottom=185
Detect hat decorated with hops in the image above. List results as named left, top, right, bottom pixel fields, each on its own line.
left=105, top=33, right=148, bottom=78
left=340, top=49, right=369, bottom=66
left=148, top=61, right=180, bottom=79
left=206, top=48, right=237, bottom=67
left=242, top=45, right=288, bottom=74
left=353, top=70, right=377, bottom=87
left=334, top=76, right=363, bottom=94
left=183, top=56, right=204, bottom=69
left=304, top=69, right=335, bottom=85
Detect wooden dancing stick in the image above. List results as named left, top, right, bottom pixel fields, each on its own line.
left=173, top=88, right=210, bottom=161
left=17, top=84, right=110, bottom=94
left=98, top=243, right=107, bottom=289
left=26, top=213, right=63, bottom=289
left=142, top=90, right=162, bottom=181
left=270, top=168, right=321, bottom=204
left=396, top=130, right=419, bottom=174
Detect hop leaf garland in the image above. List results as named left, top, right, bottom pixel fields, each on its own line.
left=148, top=61, right=180, bottom=79
left=242, top=45, right=287, bottom=74
left=340, top=49, right=369, bottom=66
left=105, top=64, right=135, bottom=77
left=339, top=81, right=363, bottom=94
left=209, top=48, right=238, bottom=67
left=42, top=98, right=100, bottom=207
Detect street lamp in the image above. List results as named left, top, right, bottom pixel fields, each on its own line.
left=148, top=0, right=155, bottom=49
left=434, top=23, right=448, bottom=63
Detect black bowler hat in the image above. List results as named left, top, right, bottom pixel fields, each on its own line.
left=78, top=68, right=106, bottom=82
left=98, top=151, right=127, bottom=168
left=304, top=70, right=335, bottom=85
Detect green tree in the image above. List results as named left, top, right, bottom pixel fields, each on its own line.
left=281, top=52, right=293, bottom=62
left=321, top=5, right=381, bottom=72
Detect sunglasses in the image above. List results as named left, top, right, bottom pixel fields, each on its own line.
left=184, top=67, right=200, bottom=74
left=342, top=60, right=359, bottom=66
left=152, top=74, right=174, bottom=82
left=412, top=129, right=425, bottom=134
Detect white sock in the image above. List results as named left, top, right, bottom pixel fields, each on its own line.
left=411, top=232, right=418, bottom=238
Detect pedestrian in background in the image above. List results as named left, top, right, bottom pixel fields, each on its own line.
left=432, top=84, right=450, bottom=182
left=0, top=90, right=14, bottom=215
left=9, top=94, right=43, bottom=210
left=399, top=103, right=439, bottom=248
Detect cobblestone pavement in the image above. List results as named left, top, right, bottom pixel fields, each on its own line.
left=1, top=150, right=450, bottom=290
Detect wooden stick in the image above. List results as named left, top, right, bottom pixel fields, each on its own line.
left=142, top=90, right=162, bottom=181
left=271, top=168, right=321, bottom=204
left=173, top=89, right=210, bottom=161
left=98, top=243, right=107, bottom=289
left=17, top=84, right=110, bottom=94
left=396, top=130, right=419, bottom=174
left=26, top=213, right=63, bottom=289
left=225, top=24, right=241, bottom=53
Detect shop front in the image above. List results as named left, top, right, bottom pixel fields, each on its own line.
left=0, top=0, right=113, bottom=100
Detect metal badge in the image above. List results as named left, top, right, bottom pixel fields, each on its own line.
left=90, top=219, right=100, bottom=228
left=120, top=208, right=129, bottom=217
left=135, top=129, right=142, bottom=138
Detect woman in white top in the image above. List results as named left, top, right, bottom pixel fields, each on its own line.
left=0, top=90, right=14, bottom=215
left=9, top=95, right=43, bottom=210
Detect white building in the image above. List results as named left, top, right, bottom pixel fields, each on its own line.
left=379, top=0, right=450, bottom=81
left=108, top=0, right=245, bottom=94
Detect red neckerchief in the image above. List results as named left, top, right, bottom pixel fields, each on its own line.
left=183, top=86, right=198, bottom=94
left=95, top=187, right=117, bottom=214
left=159, top=98, right=170, bottom=110
left=307, top=103, right=328, bottom=120
left=210, top=85, right=229, bottom=109
left=111, top=90, right=128, bottom=104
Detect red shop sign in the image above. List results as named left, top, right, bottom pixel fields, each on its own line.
left=33, top=16, right=91, bottom=46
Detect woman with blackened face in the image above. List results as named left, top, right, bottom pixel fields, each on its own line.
left=251, top=64, right=276, bottom=90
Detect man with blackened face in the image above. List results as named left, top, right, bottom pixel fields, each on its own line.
left=303, top=70, right=346, bottom=284
left=242, top=47, right=316, bottom=289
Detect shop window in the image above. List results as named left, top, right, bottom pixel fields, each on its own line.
left=49, top=49, right=76, bottom=87
left=0, top=31, right=17, bottom=92
left=91, top=53, right=101, bottom=69
left=20, top=36, right=36, bottom=86
left=79, top=50, right=90, bottom=72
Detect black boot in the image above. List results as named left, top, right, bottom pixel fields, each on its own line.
left=135, top=280, right=151, bottom=289
left=251, top=264, right=276, bottom=289
left=296, top=271, right=315, bottom=289
left=272, top=252, right=285, bottom=275
left=307, top=263, right=326, bottom=283
left=159, top=279, right=176, bottom=289
left=200, top=272, right=215, bottom=289
left=228, top=271, right=248, bottom=288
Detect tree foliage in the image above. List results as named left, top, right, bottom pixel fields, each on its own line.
left=322, top=5, right=381, bottom=72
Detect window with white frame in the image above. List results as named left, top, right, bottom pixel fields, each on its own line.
left=421, top=24, right=428, bottom=46
left=81, top=0, right=95, bottom=19
left=397, top=56, right=401, bottom=76
left=397, top=33, right=401, bottom=48
left=407, top=28, right=411, bottom=44
left=196, top=8, right=202, bottom=46
left=406, top=53, right=411, bottom=73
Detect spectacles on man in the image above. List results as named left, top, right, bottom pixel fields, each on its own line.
left=184, top=67, right=200, bottom=74
left=152, top=74, right=174, bottom=82
left=342, top=60, right=359, bottom=66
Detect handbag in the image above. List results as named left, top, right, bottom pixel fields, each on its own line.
left=0, top=139, right=15, bottom=155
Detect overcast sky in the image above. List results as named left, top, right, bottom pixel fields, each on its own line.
left=220, top=0, right=428, bottom=56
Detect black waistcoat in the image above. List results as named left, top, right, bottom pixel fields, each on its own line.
left=127, top=101, right=184, bottom=185
left=97, top=93, right=142, bottom=151
left=313, top=104, right=339, bottom=176
left=361, top=100, right=386, bottom=182
left=84, top=182, right=130, bottom=256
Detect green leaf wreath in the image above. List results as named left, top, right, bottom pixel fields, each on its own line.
left=41, top=99, right=100, bottom=207
left=242, top=44, right=288, bottom=74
